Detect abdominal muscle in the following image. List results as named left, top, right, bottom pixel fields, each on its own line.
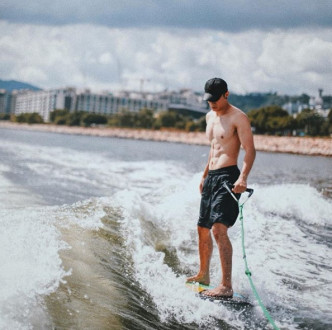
left=208, top=134, right=241, bottom=170
left=206, top=109, right=241, bottom=170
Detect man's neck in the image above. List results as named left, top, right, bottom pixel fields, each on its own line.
left=215, top=103, right=231, bottom=116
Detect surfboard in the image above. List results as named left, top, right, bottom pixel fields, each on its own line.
left=185, top=282, right=252, bottom=306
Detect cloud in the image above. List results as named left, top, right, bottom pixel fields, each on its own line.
left=0, top=21, right=331, bottom=95
left=256, top=30, right=332, bottom=92
left=1, top=1, right=331, bottom=32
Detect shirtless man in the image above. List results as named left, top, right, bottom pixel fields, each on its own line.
left=187, top=78, right=256, bottom=298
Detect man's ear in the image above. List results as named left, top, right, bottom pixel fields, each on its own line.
left=224, top=91, right=230, bottom=99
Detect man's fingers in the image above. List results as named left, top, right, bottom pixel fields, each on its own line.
left=232, top=185, right=246, bottom=193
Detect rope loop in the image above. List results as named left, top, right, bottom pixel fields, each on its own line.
left=245, top=270, right=252, bottom=276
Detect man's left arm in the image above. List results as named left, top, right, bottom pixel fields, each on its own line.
left=233, top=113, right=256, bottom=193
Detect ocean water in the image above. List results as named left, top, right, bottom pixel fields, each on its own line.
left=0, top=127, right=331, bottom=330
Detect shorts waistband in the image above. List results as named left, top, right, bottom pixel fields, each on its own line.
left=208, top=165, right=239, bottom=175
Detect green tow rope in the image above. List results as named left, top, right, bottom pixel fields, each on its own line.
left=239, top=204, right=279, bottom=330
left=223, top=183, right=279, bottom=330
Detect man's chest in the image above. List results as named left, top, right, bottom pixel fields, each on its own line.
left=206, top=117, right=235, bottom=142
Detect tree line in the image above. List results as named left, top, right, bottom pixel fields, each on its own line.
left=1, top=105, right=331, bottom=136
left=247, top=105, right=332, bottom=136
left=0, top=112, right=44, bottom=124
left=49, top=108, right=207, bottom=132
left=0, top=108, right=206, bottom=132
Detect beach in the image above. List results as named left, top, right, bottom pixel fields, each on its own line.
left=0, top=121, right=331, bottom=156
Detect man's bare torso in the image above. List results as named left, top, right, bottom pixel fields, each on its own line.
left=206, top=106, right=242, bottom=170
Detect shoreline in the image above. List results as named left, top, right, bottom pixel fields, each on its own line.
left=0, top=121, right=331, bottom=157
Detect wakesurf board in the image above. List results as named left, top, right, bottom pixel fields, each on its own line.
left=186, top=282, right=252, bottom=306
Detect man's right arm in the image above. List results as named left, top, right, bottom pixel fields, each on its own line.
left=199, top=111, right=213, bottom=194
left=199, top=148, right=212, bottom=194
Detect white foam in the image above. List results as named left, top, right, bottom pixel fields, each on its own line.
left=0, top=207, right=70, bottom=329
left=1, top=139, right=331, bottom=328
left=114, top=177, right=332, bottom=328
left=253, top=183, right=332, bottom=225
left=113, top=190, right=246, bottom=328
left=0, top=140, right=192, bottom=196
left=56, top=198, right=108, bottom=230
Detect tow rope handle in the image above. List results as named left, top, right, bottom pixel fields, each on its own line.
left=222, top=182, right=254, bottom=203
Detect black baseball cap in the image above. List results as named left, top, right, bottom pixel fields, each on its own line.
left=203, top=78, right=228, bottom=102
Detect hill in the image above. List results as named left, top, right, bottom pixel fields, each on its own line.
left=0, top=79, right=41, bottom=92
left=228, top=92, right=310, bottom=113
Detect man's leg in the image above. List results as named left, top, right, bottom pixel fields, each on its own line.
left=186, top=226, right=213, bottom=285
left=201, top=223, right=233, bottom=297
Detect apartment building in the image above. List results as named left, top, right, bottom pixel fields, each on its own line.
left=75, top=91, right=168, bottom=115
left=3, top=86, right=207, bottom=122
left=14, top=88, right=76, bottom=122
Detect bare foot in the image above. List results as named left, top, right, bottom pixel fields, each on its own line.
left=186, top=273, right=210, bottom=285
left=200, top=284, right=233, bottom=298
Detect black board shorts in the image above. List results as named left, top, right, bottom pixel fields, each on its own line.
left=197, top=165, right=241, bottom=229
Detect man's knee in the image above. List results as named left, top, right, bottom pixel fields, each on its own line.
left=212, top=223, right=228, bottom=240
left=197, top=225, right=211, bottom=239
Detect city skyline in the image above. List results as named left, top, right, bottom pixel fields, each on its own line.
left=1, top=1, right=331, bottom=95
left=2, top=78, right=331, bottom=100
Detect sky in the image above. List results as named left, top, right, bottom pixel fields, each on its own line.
left=0, top=1, right=332, bottom=95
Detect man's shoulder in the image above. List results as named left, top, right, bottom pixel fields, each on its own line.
left=231, top=105, right=246, bottom=116
left=232, top=105, right=249, bottom=124
left=206, top=110, right=215, bottom=121
left=230, top=105, right=248, bottom=119
left=229, top=106, right=250, bottom=128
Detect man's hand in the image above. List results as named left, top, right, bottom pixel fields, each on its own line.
left=199, top=177, right=205, bottom=194
left=232, top=177, right=247, bottom=193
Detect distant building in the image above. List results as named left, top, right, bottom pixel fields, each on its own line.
left=0, top=89, right=6, bottom=113
left=155, top=89, right=208, bottom=119
left=309, top=89, right=323, bottom=109
left=283, top=89, right=331, bottom=118
left=7, top=86, right=208, bottom=121
left=74, top=90, right=168, bottom=115
left=282, top=100, right=307, bottom=115
left=0, top=89, right=16, bottom=114
left=14, top=88, right=76, bottom=122
left=309, top=89, right=330, bottom=118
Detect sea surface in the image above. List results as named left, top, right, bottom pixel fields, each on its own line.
left=0, top=127, right=331, bottom=330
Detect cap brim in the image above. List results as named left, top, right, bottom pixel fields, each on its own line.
left=203, top=93, right=219, bottom=102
